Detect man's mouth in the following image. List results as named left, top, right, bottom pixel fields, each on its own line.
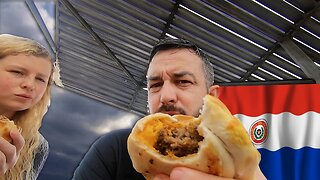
left=158, top=105, right=186, bottom=115
left=161, top=111, right=180, bottom=116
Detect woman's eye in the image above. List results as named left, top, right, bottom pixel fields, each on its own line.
left=36, top=77, right=46, bottom=83
left=10, top=70, right=23, bottom=75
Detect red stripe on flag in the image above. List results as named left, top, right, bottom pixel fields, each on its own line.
left=218, top=84, right=320, bottom=116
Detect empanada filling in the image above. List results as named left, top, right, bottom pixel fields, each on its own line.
left=154, top=124, right=204, bottom=157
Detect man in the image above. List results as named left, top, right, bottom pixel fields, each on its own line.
left=73, top=38, right=265, bottom=180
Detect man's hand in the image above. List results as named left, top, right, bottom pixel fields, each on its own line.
left=153, top=167, right=235, bottom=180
left=153, top=166, right=266, bottom=180
left=0, top=129, right=25, bottom=175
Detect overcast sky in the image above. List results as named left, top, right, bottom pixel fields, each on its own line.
left=0, top=1, right=139, bottom=179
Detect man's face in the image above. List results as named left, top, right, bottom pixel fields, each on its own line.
left=147, top=48, right=208, bottom=117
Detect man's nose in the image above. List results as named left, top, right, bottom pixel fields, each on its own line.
left=21, top=77, right=35, bottom=91
left=160, top=82, right=177, bottom=105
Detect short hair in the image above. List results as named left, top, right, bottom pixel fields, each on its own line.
left=149, top=37, right=214, bottom=87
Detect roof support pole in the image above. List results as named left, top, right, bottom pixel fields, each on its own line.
left=280, top=37, right=320, bottom=84
left=25, top=0, right=56, bottom=56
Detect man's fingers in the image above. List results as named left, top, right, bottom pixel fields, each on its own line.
left=153, top=174, right=170, bottom=180
left=170, top=167, right=235, bottom=180
left=10, top=129, right=25, bottom=152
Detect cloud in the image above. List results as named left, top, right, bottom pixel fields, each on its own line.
left=0, top=1, right=54, bottom=50
left=45, top=86, right=140, bottom=137
left=0, top=2, right=40, bottom=40
left=89, top=113, right=138, bottom=134
left=51, top=85, right=66, bottom=96
left=35, top=1, right=55, bottom=39
left=42, top=85, right=140, bottom=157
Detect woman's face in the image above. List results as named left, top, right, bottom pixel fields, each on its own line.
left=0, top=54, right=52, bottom=117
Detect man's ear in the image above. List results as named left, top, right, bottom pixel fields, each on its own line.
left=209, top=85, right=219, bottom=97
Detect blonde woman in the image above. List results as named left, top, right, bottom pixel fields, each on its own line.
left=0, top=34, right=54, bottom=180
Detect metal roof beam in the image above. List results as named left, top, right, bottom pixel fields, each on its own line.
left=240, top=44, right=280, bottom=81
left=137, top=0, right=181, bottom=91
left=284, top=3, right=320, bottom=37
left=60, top=0, right=140, bottom=87
left=241, top=3, right=320, bottom=82
left=280, top=37, right=320, bottom=84
left=217, top=79, right=315, bottom=86
left=206, top=0, right=282, bottom=40
left=25, top=0, right=56, bottom=56
left=159, top=0, right=181, bottom=39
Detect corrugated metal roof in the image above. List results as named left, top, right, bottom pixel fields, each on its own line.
left=56, top=0, right=320, bottom=115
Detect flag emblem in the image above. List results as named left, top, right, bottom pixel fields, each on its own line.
left=250, top=119, right=268, bottom=145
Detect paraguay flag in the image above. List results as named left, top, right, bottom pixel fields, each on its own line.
left=218, top=84, right=320, bottom=180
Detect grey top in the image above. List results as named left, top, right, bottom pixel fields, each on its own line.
left=32, top=133, right=49, bottom=179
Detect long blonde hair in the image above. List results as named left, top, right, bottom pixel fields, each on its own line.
left=0, top=34, right=53, bottom=180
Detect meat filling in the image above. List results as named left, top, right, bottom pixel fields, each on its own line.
left=154, top=124, right=204, bottom=157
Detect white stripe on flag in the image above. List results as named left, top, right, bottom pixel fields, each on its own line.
left=235, top=112, right=320, bottom=151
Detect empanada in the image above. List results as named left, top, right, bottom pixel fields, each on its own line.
left=0, top=115, right=18, bottom=143
left=128, top=95, right=260, bottom=179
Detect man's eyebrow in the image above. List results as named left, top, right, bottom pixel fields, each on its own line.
left=147, top=75, right=161, bottom=81
left=147, top=71, right=196, bottom=82
left=173, top=71, right=196, bottom=80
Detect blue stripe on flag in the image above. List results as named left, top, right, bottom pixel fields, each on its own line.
left=259, top=146, right=320, bottom=180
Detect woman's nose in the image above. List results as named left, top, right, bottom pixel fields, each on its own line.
left=21, top=77, right=35, bottom=91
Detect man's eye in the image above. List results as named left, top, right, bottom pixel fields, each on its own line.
left=177, top=80, right=192, bottom=85
left=149, top=82, right=162, bottom=89
left=148, top=82, right=163, bottom=92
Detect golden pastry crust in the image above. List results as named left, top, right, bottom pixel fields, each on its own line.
left=201, top=95, right=261, bottom=180
left=0, top=116, right=18, bottom=143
